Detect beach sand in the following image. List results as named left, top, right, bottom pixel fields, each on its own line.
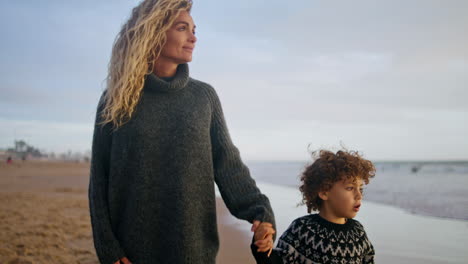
left=0, top=161, right=256, bottom=264
left=2, top=161, right=467, bottom=264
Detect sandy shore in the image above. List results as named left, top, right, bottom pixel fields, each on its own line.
left=0, top=161, right=255, bottom=264
left=4, top=161, right=466, bottom=263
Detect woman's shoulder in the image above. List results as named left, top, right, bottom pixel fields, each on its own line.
left=188, top=77, right=215, bottom=92
left=188, top=77, right=222, bottom=104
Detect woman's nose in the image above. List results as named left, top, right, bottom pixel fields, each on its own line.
left=189, top=33, right=197, bottom=43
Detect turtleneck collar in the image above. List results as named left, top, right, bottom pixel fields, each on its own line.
left=144, top=63, right=190, bottom=93
left=312, top=213, right=355, bottom=231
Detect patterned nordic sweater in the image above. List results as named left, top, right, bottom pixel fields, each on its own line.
left=88, top=63, right=275, bottom=264
left=252, top=214, right=374, bottom=264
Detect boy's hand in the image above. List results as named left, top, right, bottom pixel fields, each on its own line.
left=114, top=257, right=132, bottom=264
left=251, top=221, right=275, bottom=256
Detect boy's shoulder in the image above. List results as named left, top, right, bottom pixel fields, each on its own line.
left=291, top=213, right=320, bottom=225
left=282, top=214, right=322, bottom=236
left=277, top=215, right=372, bottom=262
left=286, top=214, right=367, bottom=234
left=290, top=213, right=338, bottom=227
left=348, top=218, right=369, bottom=237
left=278, top=215, right=321, bottom=252
left=282, top=214, right=369, bottom=237
left=349, top=218, right=364, bottom=228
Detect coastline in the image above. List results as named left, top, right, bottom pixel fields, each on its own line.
left=1, top=161, right=467, bottom=263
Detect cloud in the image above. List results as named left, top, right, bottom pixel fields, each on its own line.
left=0, top=0, right=467, bottom=160
left=230, top=108, right=468, bottom=161
left=0, top=1, right=125, bottom=122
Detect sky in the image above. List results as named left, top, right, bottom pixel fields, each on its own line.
left=0, top=0, right=467, bottom=161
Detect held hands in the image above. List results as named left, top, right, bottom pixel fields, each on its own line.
left=114, top=257, right=132, bottom=264
left=251, top=220, right=276, bottom=257
left=113, top=222, right=275, bottom=263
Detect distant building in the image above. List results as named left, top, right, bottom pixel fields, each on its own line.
left=0, top=149, right=15, bottom=162
left=1, top=140, right=45, bottom=161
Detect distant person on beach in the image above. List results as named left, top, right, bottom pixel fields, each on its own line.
left=88, top=1, right=275, bottom=264
left=251, top=149, right=376, bottom=264
left=6, top=156, right=12, bottom=164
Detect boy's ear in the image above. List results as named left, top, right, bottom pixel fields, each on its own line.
left=318, top=190, right=329, bottom=201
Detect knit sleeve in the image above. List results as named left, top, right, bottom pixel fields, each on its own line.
left=88, top=93, right=126, bottom=264
left=275, top=220, right=303, bottom=263
left=203, top=84, right=276, bottom=228
left=363, top=235, right=375, bottom=264
left=250, top=237, right=284, bottom=264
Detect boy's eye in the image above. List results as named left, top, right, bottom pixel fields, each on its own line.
left=346, top=187, right=354, bottom=191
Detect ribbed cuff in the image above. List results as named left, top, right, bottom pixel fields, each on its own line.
left=95, top=244, right=126, bottom=264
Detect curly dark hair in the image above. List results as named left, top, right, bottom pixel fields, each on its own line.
left=299, top=149, right=376, bottom=213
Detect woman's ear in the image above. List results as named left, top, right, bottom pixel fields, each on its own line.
left=318, top=190, right=329, bottom=201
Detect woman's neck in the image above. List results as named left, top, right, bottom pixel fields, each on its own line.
left=153, top=59, right=178, bottom=77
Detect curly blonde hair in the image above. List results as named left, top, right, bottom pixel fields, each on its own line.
left=299, top=149, right=376, bottom=213
left=101, top=0, right=192, bottom=128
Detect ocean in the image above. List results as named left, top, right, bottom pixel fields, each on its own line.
left=215, top=161, right=468, bottom=262
left=246, top=160, right=468, bottom=221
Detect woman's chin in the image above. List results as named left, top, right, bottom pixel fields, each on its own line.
left=178, top=57, right=192, bottom=64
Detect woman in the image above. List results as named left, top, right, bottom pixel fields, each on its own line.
left=88, top=1, right=276, bottom=263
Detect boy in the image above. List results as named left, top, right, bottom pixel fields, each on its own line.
left=252, top=149, right=376, bottom=263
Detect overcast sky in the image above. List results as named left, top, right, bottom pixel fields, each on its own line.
left=0, top=0, right=467, bottom=161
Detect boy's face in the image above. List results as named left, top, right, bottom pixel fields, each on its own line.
left=321, top=177, right=364, bottom=220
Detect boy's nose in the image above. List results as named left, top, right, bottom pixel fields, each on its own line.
left=356, top=190, right=363, bottom=200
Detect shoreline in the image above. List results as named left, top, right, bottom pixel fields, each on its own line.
left=1, top=161, right=468, bottom=263
left=3, top=159, right=466, bottom=221
left=251, top=182, right=468, bottom=264
left=254, top=180, right=468, bottom=222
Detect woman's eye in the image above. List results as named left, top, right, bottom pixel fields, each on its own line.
left=178, top=26, right=186, bottom=31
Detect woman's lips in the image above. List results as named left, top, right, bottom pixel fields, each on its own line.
left=183, top=47, right=194, bottom=52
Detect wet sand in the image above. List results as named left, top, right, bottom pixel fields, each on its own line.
left=0, top=161, right=255, bottom=264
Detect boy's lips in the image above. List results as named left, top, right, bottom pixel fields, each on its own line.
left=353, top=203, right=361, bottom=212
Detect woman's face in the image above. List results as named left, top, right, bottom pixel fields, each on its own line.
left=159, top=11, right=197, bottom=65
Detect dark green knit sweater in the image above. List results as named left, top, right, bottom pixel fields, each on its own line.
left=88, top=64, right=275, bottom=264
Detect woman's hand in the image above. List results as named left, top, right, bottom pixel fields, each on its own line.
left=252, top=220, right=276, bottom=256
left=114, top=257, right=132, bottom=264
